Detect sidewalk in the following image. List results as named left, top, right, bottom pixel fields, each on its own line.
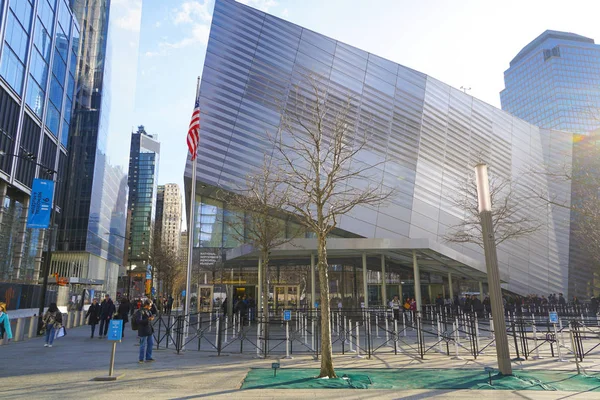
left=0, top=324, right=598, bottom=399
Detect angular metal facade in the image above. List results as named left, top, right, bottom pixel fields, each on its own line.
left=185, top=0, right=574, bottom=296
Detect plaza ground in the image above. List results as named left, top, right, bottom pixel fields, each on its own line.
left=0, top=324, right=599, bottom=399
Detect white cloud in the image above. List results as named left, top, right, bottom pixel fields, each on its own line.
left=162, top=24, right=210, bottom=49
left=173, top=1, right=212, bottom=25
left=113, top=0, right=142, bottom=32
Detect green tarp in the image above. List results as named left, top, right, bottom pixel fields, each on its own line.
left=242, top=368, right=600, bottom=391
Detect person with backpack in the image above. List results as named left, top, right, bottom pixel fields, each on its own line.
left=117, top=297, right=131, bottom=337
left=42, top=303, right=62, bottom=347
left=0, top=302, right=13, bottom=342
left=86, top=298, right=101, bottom=338
left=135, top=300, right=155, bottom=363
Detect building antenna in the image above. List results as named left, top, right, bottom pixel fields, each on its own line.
left=460, top=86, right=471, bottom=94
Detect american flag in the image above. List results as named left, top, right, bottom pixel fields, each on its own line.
left=187, top=100, right=200, bottom=160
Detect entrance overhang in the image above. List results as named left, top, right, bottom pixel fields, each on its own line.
left=225, top=238, right=507, bottom=283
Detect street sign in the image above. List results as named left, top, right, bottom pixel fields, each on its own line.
left=27, top=179, right=55, bottom=229
left=549, top=311, right=559, bottom=324
left=283, top=310, right=291, bottom=321
left=107, top=319, right=123, bottom=341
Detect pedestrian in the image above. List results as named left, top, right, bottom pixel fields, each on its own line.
left=390, top=295, right=401, bottom=320
left=135, top=300, right=155, bottom=363
left=117, top=297, right=131, bottom=337
left=99, top=294, right=116, bottom=338
left=0, top=302, right=13, bottom=342
left=42, top=303, right=62, bottom=348
left=86, top=299, right=101, bottom=338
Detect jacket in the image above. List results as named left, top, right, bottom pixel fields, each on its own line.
left=86, top=304, right=101, bottom=325
left=136, top=308, right=154, bottom=337
left=0, top=312, right=12, bottom=340
left=100, top=299, right=116, bottom=319
left=43, top=311, right=63, bottom=328
left=117, top=301, right=130, bottom=323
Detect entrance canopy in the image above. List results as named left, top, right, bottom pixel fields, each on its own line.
left=225, top=238, right=507, bottom=283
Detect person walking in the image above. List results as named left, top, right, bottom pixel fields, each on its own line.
left=135, top=300, right=155, bottom=363
left=99, top=294, right=116, bottom=338
left=0, top=302, right=13, bottom=342
left=42, top=303, right=62, bottom=347
left=390, top=295, right=401, bottom=320
left=86, top=299, right=101, bottom=338
left=117, top=297, right=131, bottom=337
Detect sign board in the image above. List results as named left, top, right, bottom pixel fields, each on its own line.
left=549, top=311, right=559, bottom=324
left=27, top=179, right=54, bottom=229
left=271, top=362, right=280, bottom=369
left=283, top=310, right=291, bottom=321
left=182, top=290, right=186, bottom=297
left=107, top=319, right=123, bottom=341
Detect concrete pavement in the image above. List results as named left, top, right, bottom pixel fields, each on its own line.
left=0, top=324, right=599, bottom=399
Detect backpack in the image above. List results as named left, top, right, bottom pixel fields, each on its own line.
left=131, top=310, right=140, bottom=331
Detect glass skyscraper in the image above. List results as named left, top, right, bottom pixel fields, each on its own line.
left=127, top=126, right=159, bottom=297
left=502, top=30, right=600, bottom=298
left=0, top=0, right=78, bottom=289
left=184, top=0, right=577, bottom=301
left=501, top=30, right=600, bottom=134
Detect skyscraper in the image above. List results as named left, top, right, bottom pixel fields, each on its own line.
left=127, top=125, right=159, bottom=297
left=155, top=183, right=182, bottom=255
left=501, top=30, right=600, bottom=134
left=502, top=30, right=600, bottom=298
left=52, top=0, right=138, bottom=296
left=0, top=0, right=78, bottom=293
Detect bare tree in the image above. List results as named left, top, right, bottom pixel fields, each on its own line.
left=444, top=172, right=541, bottom=248
left=273, top=75, right=392, bottom=378
left=219, top=154, right=301, bottom=352
left=152, top=242, right=184, bottom=300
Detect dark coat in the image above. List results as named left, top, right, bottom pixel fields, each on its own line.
left=117, top=301, right=130, bottom=323
left=136, top=308, right=154, bottom=337
left=86, top=303, right=101, bottom=325
left=100, top=299, right=116, bottom=319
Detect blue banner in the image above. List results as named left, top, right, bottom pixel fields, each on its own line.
left=26, top=179, right=54, bottom=229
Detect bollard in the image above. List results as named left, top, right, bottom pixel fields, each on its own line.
left=385, top=315, right=389, bottom=343
left=80, top=310, right=86, bottom=326
left=375, top=314, right=380, bottom=338
left=532, top=323, right=541, bottom=359
left=224, top=315, right=229, bottom=343
left=402, top=312, right=407, bottom=337
left=256, top=317, right=262, bottom=357
left=348, top=318, right=354, bottom=352
left=28, top=315, right=36, bottom=339
left=284, top=320, right=292, bottom=359
left=452, top=321, right=462, bottom=360
left=14, top=318, right=24, bottom=342
left=354, top=321, right=363, bottom=358
left=437, top=315, right=443, bottom=353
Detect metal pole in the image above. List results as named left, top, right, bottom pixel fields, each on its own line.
left=362, top=253, right=368, bottom=308
left=474, top=164, right=512, bottom=375
left=310, top=254, right=315, bottom=309
left=184, top=77, right=201, bottom=347
left=37, top=180, right=56, bottom=335
left=108, top=342, right=117, bottom=377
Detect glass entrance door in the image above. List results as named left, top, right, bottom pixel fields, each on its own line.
left=198, top=285, right=213, bottom=312
left=274, top=285, right=300, bottom=310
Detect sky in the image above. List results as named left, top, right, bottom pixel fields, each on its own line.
left=105, top=0, right=600, bottom=228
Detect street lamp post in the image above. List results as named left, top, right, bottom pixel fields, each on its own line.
left=474, top=163, right=512, bottom=375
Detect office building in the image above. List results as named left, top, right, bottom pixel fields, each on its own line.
left=50, top=0, right=134, bottom=297
left=155, top=183, right=182, bottom=255
left=184, top=0, right=576, bottom=309
left=501, top=30, right=600, bottom=134
left=127, top=125, right=159, bottom=296
left=0, top=0, right=78, bottom=304
left=502, top=30, right=600, bottom=297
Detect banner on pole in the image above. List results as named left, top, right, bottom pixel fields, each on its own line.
left=27, top=179, right=54, bottom=229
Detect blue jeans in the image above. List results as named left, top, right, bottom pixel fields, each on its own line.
left=45, top=325, right=56, bottom=345
left=139, top=335, right=154, bottom=361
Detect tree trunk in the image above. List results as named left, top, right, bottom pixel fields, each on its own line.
left=317, top=235, right=336, bottom=378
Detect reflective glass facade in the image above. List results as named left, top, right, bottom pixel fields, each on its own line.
left=54, top=0, right=130, bottom=295
left=127, top=126, right=159, bottom=271
left=501, top=30, right=600, bottom=134
left=0, top=0, right=77, bottom=282
left=185, top=0, right=577, bottom=296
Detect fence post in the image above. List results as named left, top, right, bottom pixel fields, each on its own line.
left=354, top=321, right=362, bottom=358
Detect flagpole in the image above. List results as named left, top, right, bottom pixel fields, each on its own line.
left=184, top=76, right=200, bottom=347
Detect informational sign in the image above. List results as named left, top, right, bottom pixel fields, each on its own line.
left=182, top=290, right=186, bottom=297
left=549, top=311, right=559, bottom=324
left=107, top=319, right=123, bottom=341
left=283, top=310, right=291, bottom=321
left=26, top=179, right=54, bottom=229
